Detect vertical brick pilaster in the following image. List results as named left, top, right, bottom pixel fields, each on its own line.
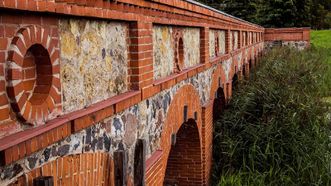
left=246, top=31, right=248, bottom=46
left=201, top=102, right=213, bottom=186
left=225, top=29, right=231, bottom=54
left=200, top=27, right=209, bottom=64
left=129, top=22, right=153, bottom=90
left=239, top=30, right=242, bottom=49
left=303, top=28, right=311, bottom=47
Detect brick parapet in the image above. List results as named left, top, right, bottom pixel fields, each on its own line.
left=0, top=0, right=263, bottom=32
left=264, top=27, right=311, bottom=42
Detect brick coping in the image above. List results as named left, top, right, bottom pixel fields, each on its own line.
left=0, top=91, right=140, bottom=151
left=0, top=0, right=263, bottom=31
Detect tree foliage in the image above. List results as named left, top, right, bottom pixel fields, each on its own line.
left=195, top=0, right=331, bottom=29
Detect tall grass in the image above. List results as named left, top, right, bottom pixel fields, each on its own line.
left=212, top=47, right=331, bottom=185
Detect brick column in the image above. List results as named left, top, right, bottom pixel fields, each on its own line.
left=0, top=33, right=10, bottom=122
left=239, top=30, right=242, bottom=49
left=201, top=102, right=213, bottom=186
left=303, top=28, right=311, bottom=48
left=200, top=27, right=209, bottom=64
left=226, top=29, right=231, bottom=54
left=129, top=22, right=153, bottom=90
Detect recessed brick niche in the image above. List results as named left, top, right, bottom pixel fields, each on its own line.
left=6, top=25, right=61, bottom=126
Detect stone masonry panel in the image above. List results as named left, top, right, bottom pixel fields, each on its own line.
left=60, top=19, right=129, bottom=113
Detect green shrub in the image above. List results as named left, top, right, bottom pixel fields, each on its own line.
left=212, top=47, right=331, bottom=185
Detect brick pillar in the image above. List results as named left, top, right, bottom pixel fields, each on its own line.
left=303, top=28, right=311, bottom=48
left=226, top=82, right=232, bottom=101
left=246, top=63, right=250, bottom=77
left=201, top=102, right=213, bottom=186
left=239, top=30, right=242, bottom=49
left=226, top=29, right=231, bottom=54
left=200, top=27, right=209, bottom=64
left=0, top=34, right=10, bottom=122
left=129, top=22, right=153, bottom=90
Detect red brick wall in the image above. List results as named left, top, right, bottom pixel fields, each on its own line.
left=264, top=28, right=310, bottom=42
left=0, top=0, right=300, bottom=185
left=9, top=152, right=114, bottom=186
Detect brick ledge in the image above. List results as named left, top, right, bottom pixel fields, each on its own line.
left=0, top=91, right=140, bottom=152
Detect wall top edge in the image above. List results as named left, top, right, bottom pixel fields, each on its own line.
left=0, top=0, right=265, bottom=31
left=265, top=27, right=311, bottom=32
left=183, top=0, right=264, bottom=29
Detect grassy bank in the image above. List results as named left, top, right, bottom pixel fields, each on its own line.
left=311, top=30, right=331, bottom=49
left=212, top=46, right=331, bottom=185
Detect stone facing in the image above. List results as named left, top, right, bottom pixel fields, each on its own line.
left=183, top=28, right=200, bottom=69
left=153, top=26, right=200, bottom=80
left=264, top=41, right=309, bottom=50
left=209, top=29, right=226, bottom=58
left=152, top=26, right=174, bottom=80
left=60, top=19, right=129, bottom=113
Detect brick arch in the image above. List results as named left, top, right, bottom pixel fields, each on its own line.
left=6, top=25, right=61, bottom=126
left=145, top=85, right=202, bottom=185
left=212, top=86, right=226, bottom=118
left=210, top=65, right=227, bottom=101
left=9, top=152, right=114, bottom=186
left=232, top=73, right=239, bottom=90
left=228, top=60, right=238, bottom=83
left=164, top=118, right=202, bottom=185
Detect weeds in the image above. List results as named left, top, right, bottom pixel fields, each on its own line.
left=212, top=47, right=331, bottom=185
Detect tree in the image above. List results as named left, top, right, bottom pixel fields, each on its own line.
left=195, top=0, right=331, bottom=29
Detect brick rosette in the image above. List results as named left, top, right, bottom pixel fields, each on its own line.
left=6, top=25, right=61, bottom=126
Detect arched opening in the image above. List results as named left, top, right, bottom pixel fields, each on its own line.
left=249, top=59, right=252, bottom=70
left=249, top=59, right=253, bottom=79
left=134, top=139, right=145, bottom=185
left=232, top=73, right=239, bottom=91
left=24, top=44, right=52, bottom=105
left=176, top=38, right=184, bottom=72
left=164, top=119, right=202, bottom=185
left=213, top=87, right=226, bottom=121
left=242, top=63, right=246, bottom=79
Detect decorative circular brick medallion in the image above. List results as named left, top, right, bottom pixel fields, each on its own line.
left=6, top=26, right=61, bottom=125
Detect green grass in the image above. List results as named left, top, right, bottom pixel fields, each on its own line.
left=311, top=30, right=331, bottom=95
left=311, top=30, right=331, bottom=49
left=212, top=46, right=331, bottom=185
left=212, top=30, right=331, bottom=186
